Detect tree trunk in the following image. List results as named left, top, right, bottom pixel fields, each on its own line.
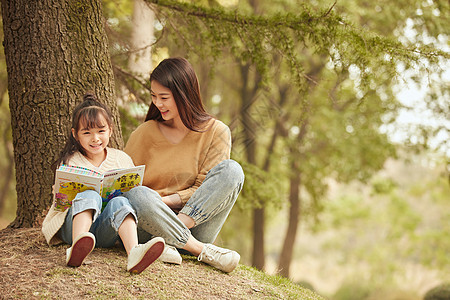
left=1, top=0, right=121, bottom=227
left=277, top=166, right=301, bottom=277
left=275, top=59, right=320, bottom=277
left=276, top=115, right=309, bottom=277
left=128, top=0, right=154, bottom=79
left=237, top=62, right=265, bottom=269
left=252, top=208, right=265, bottom=269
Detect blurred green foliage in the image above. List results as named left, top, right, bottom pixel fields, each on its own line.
left=310, top=153, right=449, bottom=297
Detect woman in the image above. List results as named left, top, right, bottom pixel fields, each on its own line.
left=124, top=57, right=244, bottom=273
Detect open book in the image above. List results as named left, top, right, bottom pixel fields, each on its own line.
left=53, top=165, right=145, bottom=212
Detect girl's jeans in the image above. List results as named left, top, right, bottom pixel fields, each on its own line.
left=59, top=189, right=137, bottom=247
left=125, top=159, right=244, bottom=248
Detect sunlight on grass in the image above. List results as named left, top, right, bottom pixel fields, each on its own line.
left=238, top=265, right=325, bottom=300
left=45, top=267, right=81, bottom=278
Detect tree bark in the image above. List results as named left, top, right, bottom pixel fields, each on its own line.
left=1, top=0, right=121, bottom=227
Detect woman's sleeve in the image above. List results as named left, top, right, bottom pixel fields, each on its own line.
left=124, top=129, right=138, bottom=160
left=124, top=125, right=145, bottom=166
left=177, top=121, right=231, bottom=203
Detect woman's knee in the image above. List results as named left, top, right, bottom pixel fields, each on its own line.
left=218, top=159, right=245, bottom=186
left=229, top=159, right=245, bottom=180
left=125, top=186, right=161, bottom=208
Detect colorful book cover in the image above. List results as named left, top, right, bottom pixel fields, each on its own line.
left=54, top=165, right=145, bottom=212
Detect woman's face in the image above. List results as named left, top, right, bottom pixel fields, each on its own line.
left=151, top=80, right=180, bottom=123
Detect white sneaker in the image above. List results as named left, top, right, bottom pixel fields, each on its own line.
left=66, top=232, right=95, bottom=267
left=197, top=244, right=240, bottom=273
left=159, top=245, right=182, bottom=265
left=127, top=237, right=165, bottom=274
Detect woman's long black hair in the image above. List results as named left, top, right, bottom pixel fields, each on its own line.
left=52, top=92, right=113, bottom=172
left=145, top=57, right=212, bottom=131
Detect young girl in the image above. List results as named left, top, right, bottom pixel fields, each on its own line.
left=42, top=92, right=165, bottom=274
left=124, top=57, right=244, bottom=273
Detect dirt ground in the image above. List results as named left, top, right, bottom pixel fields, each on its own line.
left=0, top=227, right=320, bottom=299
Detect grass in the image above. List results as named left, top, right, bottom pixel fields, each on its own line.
left=0, top=227, right=325, bottom=299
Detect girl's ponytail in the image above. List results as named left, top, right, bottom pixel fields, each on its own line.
left=83, top=91, right=98, bottom=103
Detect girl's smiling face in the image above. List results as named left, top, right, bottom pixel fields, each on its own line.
left=151, top=80, right=180, bottom=123
left=72, top=113, right=111, bottom=163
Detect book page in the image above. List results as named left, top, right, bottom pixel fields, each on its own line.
left=53, top=166, right=103, bottom=212
left=101, top=165, right=145, bottom=209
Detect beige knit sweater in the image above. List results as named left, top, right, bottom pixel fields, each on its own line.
left=124, top=119, right=231, bottom=204
left=41, top=148, right=134, bottom=245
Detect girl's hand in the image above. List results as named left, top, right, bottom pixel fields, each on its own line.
left=161, top=194, right=183, bottom=212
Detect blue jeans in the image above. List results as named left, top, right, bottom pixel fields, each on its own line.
left=125, top=159, right=244, bottom=248
left=59, top=189, right=137, bottom=247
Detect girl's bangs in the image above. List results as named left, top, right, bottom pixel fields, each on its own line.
left=78, top=108, right=109, bottom=130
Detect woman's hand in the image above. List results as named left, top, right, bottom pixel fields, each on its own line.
left=161, top=194, right=183, bottom=212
